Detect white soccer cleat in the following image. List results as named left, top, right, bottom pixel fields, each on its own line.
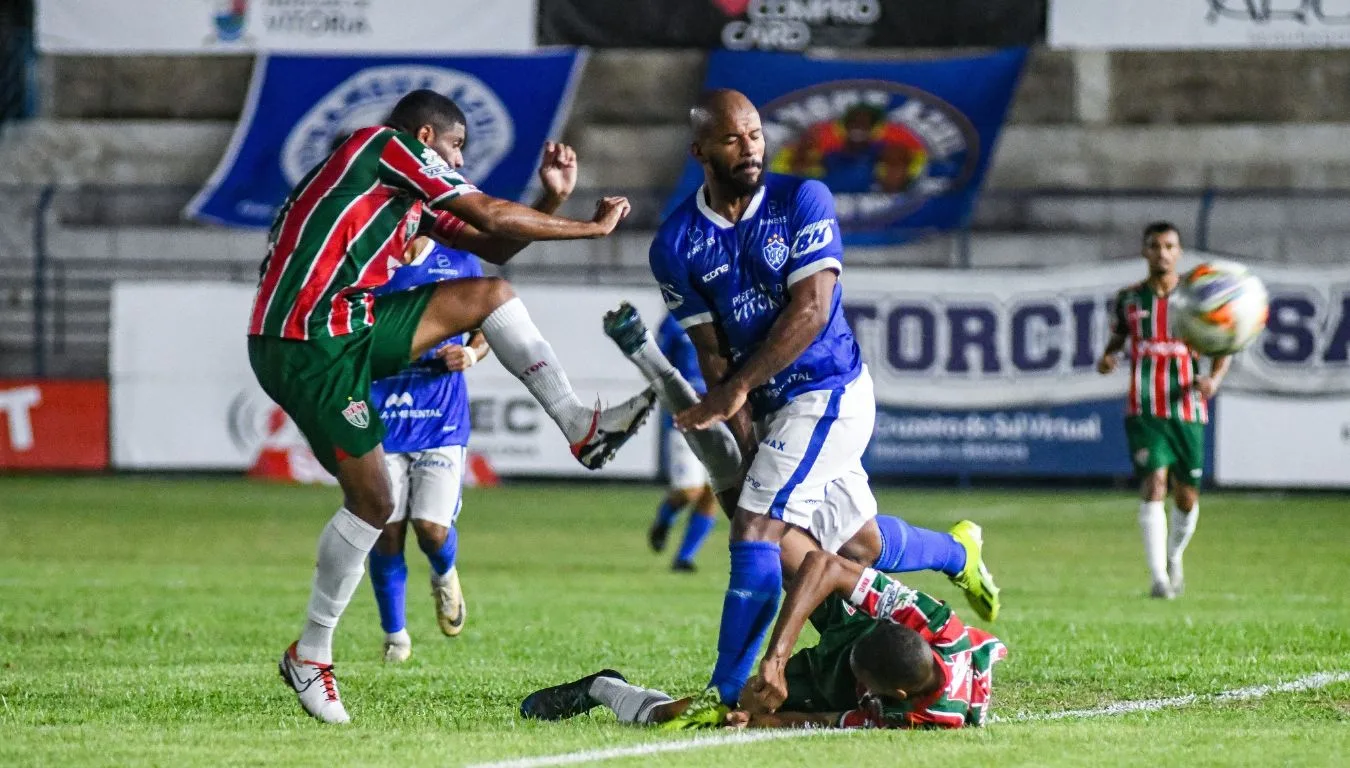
left=1150, top=580, right=1175, bottom=600
left=433, top=567, right=466, bottom=637
left=569, top=390, right=657, bottom=470
left=383, top=634, right=412, bottom=663
left=1168, top=558, right=1185, bottom=597
left=278, top=642, right=350, bottom=724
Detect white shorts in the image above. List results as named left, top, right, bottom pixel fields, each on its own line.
left=666, top=429, right=710, bottom=492
left=739, top=367, right=878, bottom=554
left=385, top=445, right=466, bottom=528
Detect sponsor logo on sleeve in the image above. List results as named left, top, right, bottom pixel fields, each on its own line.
left=790, top=219, right=835, bottom=259
left=660, top=283, right=685, bottom=310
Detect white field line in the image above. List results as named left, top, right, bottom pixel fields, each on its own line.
left=467, top=671, right=1350, bottom=768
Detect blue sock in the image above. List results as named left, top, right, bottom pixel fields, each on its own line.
left=654, top=499, right=682, bottom=529
left=420, top=528, right=458, bottom=577
left=709, top=541, right=782, bottom=705
left=674, top=514, right=715, bottom=565
left=873, top=515, right=968, bottom=577
left=367, top=551, right=408, bottom=634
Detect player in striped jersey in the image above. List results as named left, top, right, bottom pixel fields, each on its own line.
left=1097, top=222, right=1231, bottom=600
left=263, top=90, right=656, bottom=724
left=521, top=546, right=1005, bottom=730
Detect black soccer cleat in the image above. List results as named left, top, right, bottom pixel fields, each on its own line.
left=671, top=560, right=697, bottom=573
left=520, top=669, right=627, bottom=721
left=648, top=519, right=670, bottom=553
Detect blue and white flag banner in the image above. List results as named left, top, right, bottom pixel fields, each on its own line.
left=187, top=50, right=585, bottom=228
left=843, top=261, right=1350, bottom=477
left=667, top=48, right=1027, bottom=246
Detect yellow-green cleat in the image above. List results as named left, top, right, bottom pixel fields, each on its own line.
left=658, top=688, right=729, bottom=731
left=948, top=520, right=1001, bottom=622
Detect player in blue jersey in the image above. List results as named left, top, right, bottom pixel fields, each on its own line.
left=647, top=314, right=718, bottom=572
left=366, top=237, right=488, bottom=662
left=613, top=90, right=1002, bottom=718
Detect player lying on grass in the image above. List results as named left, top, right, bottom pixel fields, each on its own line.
left=258, top=89, right=656, bottom=724
left=521, top=545, right=1007, bottom=729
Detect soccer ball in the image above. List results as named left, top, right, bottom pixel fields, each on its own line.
left=1171, top=259, right=1269, bottom=356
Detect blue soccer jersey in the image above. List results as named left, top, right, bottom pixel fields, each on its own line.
left=370, top=245, right=483, bottom=453
left=649, top=173, right=862, bottom=415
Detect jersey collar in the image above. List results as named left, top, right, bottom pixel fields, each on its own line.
left=695, top=183, right=766, bottom=229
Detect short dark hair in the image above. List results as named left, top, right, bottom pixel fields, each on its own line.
left=851, top=622, right=936, bottom=693
left=1143, top=221, right=1180, bottom=242
left=386, top=89, right=467, bottom=136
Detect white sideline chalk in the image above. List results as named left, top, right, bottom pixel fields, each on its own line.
left=467, top=671, right=1350, bottom=768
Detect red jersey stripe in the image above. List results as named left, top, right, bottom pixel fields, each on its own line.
left=1151, top=297, right=1169, bottom=417
left=249, top=127, right=385, bottom=335
left=283, top=183, right=391, bottom=338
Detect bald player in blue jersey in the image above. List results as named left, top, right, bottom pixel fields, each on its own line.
left=605, top=90, right=1002, bottom=722
left=366, top=239, right=487, bottom=662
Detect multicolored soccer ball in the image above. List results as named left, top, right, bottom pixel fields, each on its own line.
left=1172, top=260, right=1269, bottom=356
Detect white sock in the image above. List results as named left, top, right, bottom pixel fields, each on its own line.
left=386, top=628, right=411, bottom=647
left=624, top=329, right=743, bottom=493
left=589, top=676, right=674, bottom=724
left=296, top=508, right=381, bottom=664
left=479, top=298, right=590, bottom=440
left=1138, top=501, right=1169, bottom=585
left=1168, top=502, right=1199, bottom=563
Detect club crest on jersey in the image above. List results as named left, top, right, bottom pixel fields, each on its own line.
left=763, top=80, right=979, bottom=228
left=280, top=65, right=514, bottom=187
left=763, top=233, right=790, bottom=270
left=342, top=400, right=371, bottom=429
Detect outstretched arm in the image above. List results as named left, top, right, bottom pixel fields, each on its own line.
left=676, top=270, right=835, bottom=432
left=446, top=142, right=585, bottom=265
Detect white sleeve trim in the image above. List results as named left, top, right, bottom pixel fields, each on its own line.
left=677, top=312, right=714, bottom=330
left=786, top=257, right=842, bottom=287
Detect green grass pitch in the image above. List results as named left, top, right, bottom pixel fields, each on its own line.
left=1, top=476, right=1347, bottom=767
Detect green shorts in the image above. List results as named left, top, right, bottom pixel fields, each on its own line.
left=1124, top=415, right=1206, bottom=487
left=247, top=286, right=435, bottom=475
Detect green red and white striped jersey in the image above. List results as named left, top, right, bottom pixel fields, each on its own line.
left=1112, top=282, right=1208, bottom=423
left=249, top=126, right=477, bottom=340
left=846, top=571, right=1007, bottom=729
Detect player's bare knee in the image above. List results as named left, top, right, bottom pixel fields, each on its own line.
left=482, top=276, right=516, bottom=308
left=1140, top=470, right=1168, bottom=501
left=1175, top=485, right=1199, bottom=512
left=373, top=524, right=405, bottom=555
left=731, top=508, right=788, bottom=543
left=668, top=488, right=698, bottom=508
left=411, top=519, right=449, bottom=550
left=837, top=522, right=882, bottom=566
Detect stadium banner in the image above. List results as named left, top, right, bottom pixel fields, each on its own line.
left=36, top=0, right=535, bottom=54
left=843, top=260, right=1350, bottom=478
left=0, top=379, right=109, bottom=471
left=1049, top=0, right=1350, bottom=50
left=1215, top=394, right=1350, bottom=488
left=108, top=281, right=661, bottom=479
left=666, top=48, right=1026, bottom=246
left=538, top=0, right=1044, bottom=49
left=186, top=49, right=585, bottom=228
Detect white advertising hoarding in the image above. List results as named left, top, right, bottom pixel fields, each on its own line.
left=1049, top=0, right=1350, bottom=50
left=38, top=0, right=536, bottom=54
left=1216, top=394, right=1350, bottom=487
left=110, top=281, right=661, bottom=478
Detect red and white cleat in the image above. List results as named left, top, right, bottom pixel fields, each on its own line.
left=278, top=642, right=350, bottom=724
left=569, top=390, right=657, bottom=470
